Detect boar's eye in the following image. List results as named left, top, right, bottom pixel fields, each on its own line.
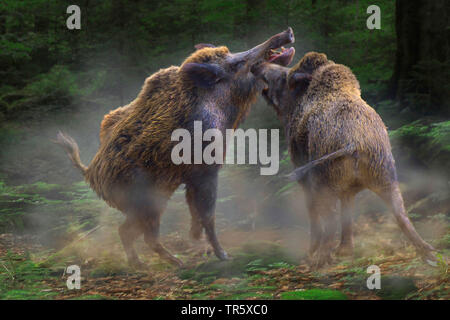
left=181, top=63, right=226, bottom=88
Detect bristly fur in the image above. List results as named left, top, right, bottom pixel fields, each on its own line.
left=55, top=29, right=296, bottom=267
left=256, top=51, right=436, bottom=267
left=87, top=46, right=258, bottom=207
left=55, top=42, right=270, bottom=267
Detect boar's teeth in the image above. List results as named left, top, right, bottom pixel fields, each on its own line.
left=270, top=48, right=283, bottom=55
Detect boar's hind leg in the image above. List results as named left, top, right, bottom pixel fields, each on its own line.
left=336, top=194, right=355, bottom=257
left=374, top=182, right=436, bottom=264
left=305, top=196, right=323, bottom=257
left=141, top=207, right=184, bottom=268
left=186, top=172, right=229, bottom=261
left=119, top=217, right=145, bottom=269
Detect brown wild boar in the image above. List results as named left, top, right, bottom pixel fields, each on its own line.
left=251, top=52, right=436, bottom=268
left=55, top=28, right=295, bottom=269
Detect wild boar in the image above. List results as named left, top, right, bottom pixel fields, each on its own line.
left=251, top=52, right=436, bottom=268
left=55, top=28, right=295, bottom=269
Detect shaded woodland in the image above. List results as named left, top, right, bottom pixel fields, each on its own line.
left=0, top=0, right=448, bottom=300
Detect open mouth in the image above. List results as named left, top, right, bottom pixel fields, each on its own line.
left=262, top=27, right=295, bottom=67
left=266, top=47, right=295, bottom=66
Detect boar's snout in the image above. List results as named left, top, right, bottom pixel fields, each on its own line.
left=232, top=27, right=295, bottom=67
left=269, top=27, right=295, bottom=50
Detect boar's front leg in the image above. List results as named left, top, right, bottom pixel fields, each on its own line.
left=186, top=170, right=229, bottom=261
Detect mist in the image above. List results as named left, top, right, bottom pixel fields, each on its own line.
left=1, top=32, right=447, bottom=265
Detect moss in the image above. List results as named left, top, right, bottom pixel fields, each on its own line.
left=280, top=289, right=348, bottom=300
left=375, top=276, right=418, bottom=300
left=21, top=182, right=60, bottom=194
left=208, top=283, right=228, bottom=290
left=217, top=292, right=273, bottom=300
left=1, top=289, right=59, bottom=300
left=178, top=242, right=296, bottom=283
left=89, top=259, right=129, bottom=278
left=0, top=252, right=60, bottom=300
left=191, top=292, right=211, bottom=299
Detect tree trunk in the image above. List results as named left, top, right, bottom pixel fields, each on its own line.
left=390, top=0, right=449, bottom=115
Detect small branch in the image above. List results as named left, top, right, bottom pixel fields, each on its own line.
left=0, top=260, right=14, bottom=280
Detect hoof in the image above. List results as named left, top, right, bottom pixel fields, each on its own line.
left=168, top=256, right=184, bottom=268
left=190, top=239, right=213, bottom=259
left=216, top=250, right=230, bottom=261
left=420, top=250, right=438, bottom=267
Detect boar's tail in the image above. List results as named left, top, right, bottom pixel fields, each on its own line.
left=55, top=131, right=88, bottom=175
left=287, top=143, right=355, bottom=181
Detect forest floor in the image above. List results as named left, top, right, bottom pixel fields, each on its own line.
left=0, top=180, right=449, bottom=300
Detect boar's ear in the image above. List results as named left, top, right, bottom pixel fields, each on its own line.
left=288, top=72, right=312, bottom=92
left=181, top=63, right=225, bottom=88
left=194, top=43, right=216, bottom=50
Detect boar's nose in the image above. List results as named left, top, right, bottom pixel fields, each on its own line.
left=233, top=27, right=295, bottom=63
left=266, top=27, right=295, bottom=51
left=285, top=27, right=295, bottom=44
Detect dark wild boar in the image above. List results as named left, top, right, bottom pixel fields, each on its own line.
left=55, top=28, right=295, bottom=269
left=251, top=52, right=436, bottom=268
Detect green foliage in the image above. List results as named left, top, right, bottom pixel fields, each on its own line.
left=0, top=0, right=399, bottom=122
left=24, top=65, right=79, bottom=99
left=390, top=120, right=450, bottom=150
left=390, top=120, right=450, bottom=174
left=200, top=278, right=276, bottom=300
left=0, top=252, right=58, bottom=300
left=89, top=261, right=129, bottom=278
left=280, top=289, right=348, bottom=300
left=0, top=0, right=447, bottom=301
left=435, top=253, right=449, bottom=280
left=437, top=233, right=450, bottom=249
left=1, top=65, right=81, bottom=120
left=0, top=180, right=100, bottom=239
left=179, top=242, right=296, bottom=283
